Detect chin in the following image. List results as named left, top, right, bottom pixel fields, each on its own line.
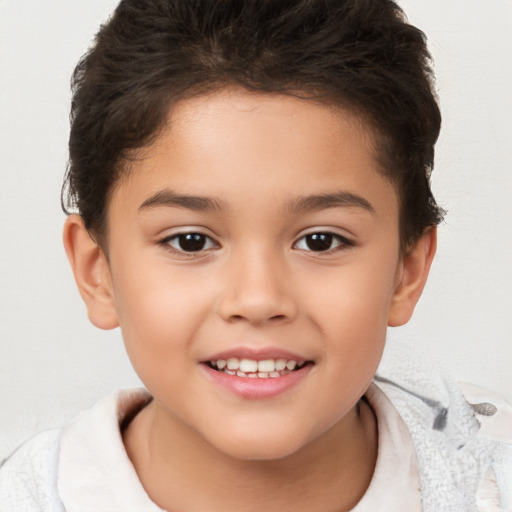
left=207, top=428, right=310, bottom=462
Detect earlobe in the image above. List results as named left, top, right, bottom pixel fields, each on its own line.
left=388, top=227, right=437, bottom=327
left=63, top=215, right=119, bottom=330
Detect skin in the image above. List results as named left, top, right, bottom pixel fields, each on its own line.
left=64, top=88, right=436, bottom=511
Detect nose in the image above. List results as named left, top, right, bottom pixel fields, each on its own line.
left=217, top=248, right=298, bottom=326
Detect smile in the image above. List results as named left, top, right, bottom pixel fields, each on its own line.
left=202, top=348, right=315, bottom=399
left=209, top=357, right=308, bottom=379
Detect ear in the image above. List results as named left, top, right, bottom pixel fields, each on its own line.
left=63, top=214, right=119, bottom=330
left=388, top=227, right=437, bottom=327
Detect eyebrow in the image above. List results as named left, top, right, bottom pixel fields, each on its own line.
left=287, top=192, right=375, bottom=215
left=139, top=189, right=228, bottom=212
left=139, top=188, right=375, bottom=215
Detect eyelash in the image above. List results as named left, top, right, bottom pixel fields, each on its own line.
left=159, top=232, right=218, bottom=255
left=293, top=232, right=353, bottom=253
left=158, top=230, right=353, bottom=256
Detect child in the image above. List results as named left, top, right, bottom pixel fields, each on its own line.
left=1, top=0, right=510, bottom=510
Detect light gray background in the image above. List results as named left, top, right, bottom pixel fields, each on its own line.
left=1, top=0, right=511, bottom=460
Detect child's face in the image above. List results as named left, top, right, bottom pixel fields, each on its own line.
left=96, top=88, right=411, bottom=459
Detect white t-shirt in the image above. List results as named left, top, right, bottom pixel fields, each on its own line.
left=2, top=379, right=510, bottom=511
left=0, top=383, right=422, bottom=511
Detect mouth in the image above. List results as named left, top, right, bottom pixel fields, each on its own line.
left=206, top=357, right=312, bottom=379
left=201, top=352, right=315, bottom=399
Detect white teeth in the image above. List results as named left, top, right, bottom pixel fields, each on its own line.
left=257, top=359, right=275, bottom=372
left=239, top=358, right=258, bottom=373
left=286, top=360, right=297, bottom=370
left=275, top=359, right=287, bottom=371
left=210, top=357, right=308, bottom=378
left=226, top=357, right=239, bottom=370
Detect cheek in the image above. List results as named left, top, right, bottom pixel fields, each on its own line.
left=303, top=252, right=398, bottom=372
left=110, top=262, right=213, bottom=368
left=308, top=258, right=397, bottom=331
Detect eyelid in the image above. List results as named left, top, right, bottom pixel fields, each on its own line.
left=157, top=228, right=220, bottom=255
left=293, top=229, right=354, bottom=252
left=169, top=233, right=217, bottom=249
left=156, top=225, right=218, bottom=241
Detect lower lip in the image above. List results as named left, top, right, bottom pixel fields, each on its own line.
left=201, top=364, right=313, bottom=399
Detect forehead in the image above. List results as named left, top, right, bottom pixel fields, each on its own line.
left=112, top=88, right=398, bottom=222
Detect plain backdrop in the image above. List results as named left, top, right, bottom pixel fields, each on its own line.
left=1, top=0, right=511, bottom=460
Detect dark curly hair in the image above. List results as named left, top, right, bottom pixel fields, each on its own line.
left=63, top=0, right=444, bottom=248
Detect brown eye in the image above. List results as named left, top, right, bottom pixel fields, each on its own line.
left=166, top=233, right=216, bottom=252
left=294, top=232, right=352, bottom=252
left=305, top=233, right=333, bottom=251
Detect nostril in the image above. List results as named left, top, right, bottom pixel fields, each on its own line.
left=218, top=288, right=298, bottom=325
left=269, top=314, right=286, bottom=321
left=228, top=313, right=288, bottom=324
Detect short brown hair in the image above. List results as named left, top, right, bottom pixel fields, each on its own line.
left=63, top=0, right=444, bottom=247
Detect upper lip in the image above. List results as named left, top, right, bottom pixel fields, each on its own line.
left=204, top=346, right=310, bottom=362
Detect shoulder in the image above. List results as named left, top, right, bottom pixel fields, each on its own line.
left=457, top=381, right=512, bottom=445
left=458, top=381, right=512, bottom=512
left=0, top=428, right=65, bottom=512
left=374, top=373, right=512, bottom=512
left=0, top=389, right=152, bottom=512
left=56, top=388, right=162, bottom=510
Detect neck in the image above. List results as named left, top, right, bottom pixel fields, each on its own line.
left=123, top=397, right=377, bottom=512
